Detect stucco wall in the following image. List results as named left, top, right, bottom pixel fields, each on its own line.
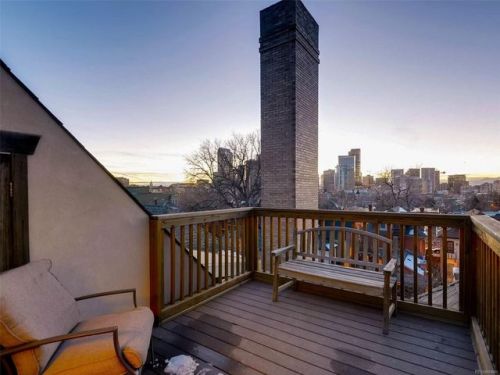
left=0, top=65, right=150, bottom=318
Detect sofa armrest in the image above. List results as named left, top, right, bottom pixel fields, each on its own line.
left=75, top=288, right=137, bottom=308
left=0, top=327, right=136, bottom=374
left=0, top=327, right=116, bottom=357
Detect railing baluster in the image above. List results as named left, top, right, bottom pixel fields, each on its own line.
left=427, top=225, right=433, bottom=306
left=242, top=217, right=247, bottom=272
left=340, top=220, right=346, bottom=266
left=413, top=225, right=418, bottom=303
left=278, top=216, right=282, bottom=250
left=188, top=224, right=193, bottom=297
left=459, top=227, right=465, bottom=312
left=149, top=218, right=164, bottom=315
left=179, top=225, right=185, bottom=301
left=204, top=223, right=209, bottom=289
left=400, top=224, right=405, bottom=301
left=285, top=217, right=290, bottom=262
left=270, top=216, right=274, bottom=270
left=442, top=227, right=448, bottom=309
left=218, top=222, right=223, bottom=283
left=386, top=223, right=393, bottom=263
left=320, top=220, right=325, bottom=262
left=362, top=222, right=368, bottom=267
left=236, top=218, right=240, bottom=276
left=196, top=224, right=201, bottom=293
left=262, top=216, right=267, bottom=272
left=311, top=218, right=316, bottom=261
left=170, top=225, right=176, bottom=305
left=211, top=222, right=216, bottom=286
left=224, top=220, right=229, bottom=282
left=253, top=215, right=259, bottom=272
left=230, top=219, right=235, bottom=279
left=301, top=218, right=306, bottom=259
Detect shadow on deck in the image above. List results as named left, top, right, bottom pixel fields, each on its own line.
left=145, top=281, right=477, bottom=375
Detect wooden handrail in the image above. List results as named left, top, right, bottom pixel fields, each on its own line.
left=471, top=215, right=499, bottom=370
left=153, top=207, right=253, bottom=226
left=299, top=226, right=392, bottom=244
left=471, top=215, right=500, bottom=256
left=254, top=207, right=468, bottom=226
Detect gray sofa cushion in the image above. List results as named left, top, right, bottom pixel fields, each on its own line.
left=0, top=260, right=81, bottom=374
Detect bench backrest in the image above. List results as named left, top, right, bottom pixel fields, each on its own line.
left=294, top=226, right=393, bottom=271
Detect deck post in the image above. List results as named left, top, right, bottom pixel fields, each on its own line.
left=272, top=254, right=279, bottom=302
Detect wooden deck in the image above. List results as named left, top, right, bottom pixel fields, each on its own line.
left=145, top=281, right=477, bottom=375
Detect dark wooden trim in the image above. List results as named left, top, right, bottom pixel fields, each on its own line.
left=0, top=153, right=30, bottom=272
left=10, top=154, right=29, bottom=269
left=0, top=154, right=12, bottom=273
left=0, top=131, right=40, bottom=155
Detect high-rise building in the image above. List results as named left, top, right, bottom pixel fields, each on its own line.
left=406, top=168, right=420, bottom=178
left=434, top=170, right=440, bottom=190
left=391, top=169, right=404, bottom=181
left=448, top=174, right=468, bottom=194
left=217, top=148, right=233, bottom=175
left=390, top=169, right=404, bottom=189
left=321, top=169, right=336, bottom=193
left=421, top=168, right=436, bottom=194
left=348, top=148, right=361, bottom=186
left=336, top=155, right=355, bottom=191
left=362, top=174, right=374, bottom=187
left=260, top=0, right=319, bottom=209
left=494, top=180, right=500, bottom=193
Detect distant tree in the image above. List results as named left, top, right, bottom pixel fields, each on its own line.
left=373, top=168, right=421, bottom=211
left=185, top=131, right=261, bottom=209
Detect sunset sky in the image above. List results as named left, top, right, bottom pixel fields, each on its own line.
left=1, top=0, right=499, bottom=183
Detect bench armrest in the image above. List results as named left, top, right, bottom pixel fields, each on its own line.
left=383, top=258, right=397, bottom=275
left=75, top=288, right=137, bottom=308
left=271, top=245, right=295, bottom=258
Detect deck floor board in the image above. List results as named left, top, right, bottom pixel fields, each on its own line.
left=148, top=281, right=477, bottom=375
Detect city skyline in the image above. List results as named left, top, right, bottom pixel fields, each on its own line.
left=1, top=0, right=499, bottom=183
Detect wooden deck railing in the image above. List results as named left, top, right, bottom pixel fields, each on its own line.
left=149, top=207, right=498, bottom=369
left=471, top=215, right=499, bottom=369
left=253, top=208, right=471, bottom=316
left=149, top=208, right=255, bottom=320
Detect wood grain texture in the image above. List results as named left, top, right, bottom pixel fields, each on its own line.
left=152, top=281, right=476, bottom=375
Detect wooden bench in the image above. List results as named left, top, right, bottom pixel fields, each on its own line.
left=271, top=226, right=398, bottom=334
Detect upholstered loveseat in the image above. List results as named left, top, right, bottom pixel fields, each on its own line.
left=0, top=260, right=154, bottom=374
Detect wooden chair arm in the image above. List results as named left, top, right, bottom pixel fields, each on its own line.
left=75, top=288, right=137, bottom=308
left=271, top=245, right=295, bottom=258
left=383, top=258, right=397, bottom=275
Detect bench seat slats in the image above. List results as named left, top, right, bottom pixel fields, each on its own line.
left=286, top=259, right=384, bottom=279
left=279, top=259, right=396, bottom=292
left=272, top=226, right=397, bottom=334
